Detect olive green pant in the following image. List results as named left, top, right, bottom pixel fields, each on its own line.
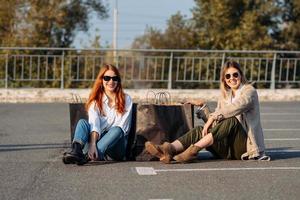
left=177, top=117, right=247, bottom=160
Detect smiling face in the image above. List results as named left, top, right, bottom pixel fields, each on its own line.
left=102, top=69, right=119, bottom=93
left=224, top=67, right=241, bottom=90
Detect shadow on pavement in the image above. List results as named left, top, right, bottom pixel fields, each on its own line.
left=0, top=143, right=69, bottom=152
left=266, top=147, right=300, bottom=160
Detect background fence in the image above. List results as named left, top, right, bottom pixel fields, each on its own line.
left=0, top=47, right=299, bottom=89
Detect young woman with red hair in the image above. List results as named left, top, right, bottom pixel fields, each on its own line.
left=63, top=64, right=133, bottom=165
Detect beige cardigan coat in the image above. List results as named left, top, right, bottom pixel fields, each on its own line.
left=203, top=84, right=266, bottom=159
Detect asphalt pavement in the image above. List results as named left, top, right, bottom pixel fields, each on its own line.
left=0, top=102, right=299, bottom=200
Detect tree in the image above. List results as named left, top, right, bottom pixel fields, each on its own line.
left=163, top=12, right=197, bottom=49
left=0, top=0, right=18, bottom=46
left=192, top=0, right=278, bottom=50
left=277, top=0, right=300, bottom=50
left=131, top=26, right=164, bottom=49
left=132, top=12, right=196, bottom=49
left=0, top=0, right=108, bottom=47
left=132, top=0, right=284, bottom=51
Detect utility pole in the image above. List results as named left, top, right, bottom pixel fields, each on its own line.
left=113, top=0, right=118, bottom=66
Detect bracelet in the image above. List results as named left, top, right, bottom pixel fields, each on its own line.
left=199, top=104, right=207, bottom=110
left=196, top=104, right=207, bottom=112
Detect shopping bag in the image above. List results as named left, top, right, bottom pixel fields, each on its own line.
left=132, top=103, right=194, bottom=161
left=69, top=103, right=88, bottom=142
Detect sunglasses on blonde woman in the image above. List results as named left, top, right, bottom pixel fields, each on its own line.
left=103, top=76, right=120, bottom=82
left=225, top=72, right=239, bottom=80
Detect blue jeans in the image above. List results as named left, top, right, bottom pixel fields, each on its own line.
left=73, top=119, right=127, bottom=161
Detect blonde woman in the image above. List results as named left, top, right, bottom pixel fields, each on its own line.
left=145, top=60, right=270, bottom=163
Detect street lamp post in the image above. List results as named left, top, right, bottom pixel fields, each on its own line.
left=113, top=0, right=118, bottom=67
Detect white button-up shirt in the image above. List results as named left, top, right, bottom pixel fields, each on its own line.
left=88, top=94, right=133, bottom=136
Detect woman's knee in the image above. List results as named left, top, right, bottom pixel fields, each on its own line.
left=77, top=119, right=89, bottom=128
left=220, top=117, right=239, bottom=126
left=109, top=126, right=124, bottom=137
left=73, top=119, right=90, bottom=143
left=75, top=119, right=89, bottom=134
left=97, top=127, right=124, bottom=150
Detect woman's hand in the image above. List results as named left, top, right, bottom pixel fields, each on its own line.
left=88, top=143, right=98, bottom=161
left=202, top=117, right=214, bottom=137
left=185, top=99, right=205, bottom=107
left=88, top=131, right=99, bottom=161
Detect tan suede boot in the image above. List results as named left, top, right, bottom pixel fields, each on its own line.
left=160, top=142, right=176, bottom=164
left=145, top=141, right=175, bottom=164
left=173, top=144, right=201, bottom=163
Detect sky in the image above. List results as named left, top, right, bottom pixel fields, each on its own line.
left=73, top=0, right=195, bottom=48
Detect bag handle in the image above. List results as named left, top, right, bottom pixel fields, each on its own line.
left=146, top=91, right=171, bottom=105
left=146, top=91, right=156, bottom=104
left=155, top=91, right=171, bottom=105
left=71, top=93, right=83, bottom=103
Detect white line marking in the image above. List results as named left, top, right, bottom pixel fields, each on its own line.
left=262, top=120, right=300, bottom=122
left=149, top=199, right=173, bottom=200
left=198, top=149, right=300, bottom=153
left=265, top=138, right=300, bottom=141
left=155, top=167, right=300, bottom=173
left=266, top=149, right=300, bottom=153
left=136, top=167, right=157, bottom=175
left=135, top=150, right=300, bottom=176
left=261, top=113, right=300, bottom=115
left=264, top=129, right=300, bottom=131
left=136, top=167, right=300, bottom=175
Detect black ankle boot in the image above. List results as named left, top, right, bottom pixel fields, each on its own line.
left=72, top=142, right=83, bottom=155
left=63, top=142, right=86, bottom=165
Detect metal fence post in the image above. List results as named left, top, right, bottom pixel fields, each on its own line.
left=270, top=53, right=276, bottom=90
left=5, top=54, right=8, bottom=89
left=221, top=52, right=226, bottom=67
left=168, top=52, right=173, bottom=89
left=60, top=51, right=65, bottom=89
left=114, top=49, right=119, bottom=68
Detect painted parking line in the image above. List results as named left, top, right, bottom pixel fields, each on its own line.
left=266, top=149, right=300, bottom=153
left=265, top=138, right=300, bottom=141
left=136, top=167, right=158, bottom=175
left=149, top=199, right=173, bottom=200
left=261, top=113, right=300, bottom=115
left=136, top=166, right=300, bottom=175
left=197, top=149, right=300, bottom=154
left=262, top=119, right=300, bottom=122
left=264, top=129, right=300, bottom=131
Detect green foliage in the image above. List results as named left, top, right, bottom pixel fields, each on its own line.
left=0, top=0, right=108, bottom=47
left=277, top=0, right=300, bottom=50
left=0, top=0, right=109, bottom=88
left=132, top=0, right=300, bottom=51
left=132, top=12, right=196, bottom=49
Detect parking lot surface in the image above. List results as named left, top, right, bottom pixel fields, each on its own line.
left=0, top=102, right=299, bottom=200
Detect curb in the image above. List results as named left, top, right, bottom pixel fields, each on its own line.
left=1, top=88, right=300, bottom=103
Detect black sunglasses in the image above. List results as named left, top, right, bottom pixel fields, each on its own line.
left=103, top=76, right=120, bottom=82
left=225, top=72, right=239, bottom=80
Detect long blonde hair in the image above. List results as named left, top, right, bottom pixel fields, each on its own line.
left=220, top=60, right=248, bottom=98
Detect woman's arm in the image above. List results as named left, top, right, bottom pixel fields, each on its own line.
left=88, top=131, right=99, bottom=160
left=87, top=101, right=101, bottom=160
left=185, top=99, right=205, bottom=107
left=202, top=116, right=215, bottom=137
left=210, top=85, right=256, bottom=121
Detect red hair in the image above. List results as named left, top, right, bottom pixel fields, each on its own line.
left=85, top=64, right=125, bottom=115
